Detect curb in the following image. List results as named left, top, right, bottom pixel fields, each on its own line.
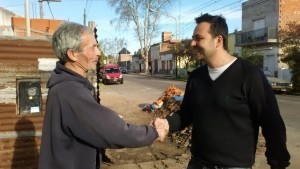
left=130, top=73, right=187, bottom=82
left=287, top=92, right=300, bottom=96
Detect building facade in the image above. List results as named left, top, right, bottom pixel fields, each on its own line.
left=150, top=32, right=182, bottom=76
left=236, top=0, right=300, bottom=81
left=0, top=36, right=56, bottom=169
left=118, top=48, right=132, bottom=70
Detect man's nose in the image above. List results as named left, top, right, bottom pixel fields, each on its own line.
left=96, top=48, right=101, bottom=56
left=190, top=40, right=196, bottom=47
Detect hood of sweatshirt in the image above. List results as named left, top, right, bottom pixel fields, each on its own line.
left=47, top=61, right=94, bottom=91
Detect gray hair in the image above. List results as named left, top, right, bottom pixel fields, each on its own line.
left=52, top=22, right=93, bottom=64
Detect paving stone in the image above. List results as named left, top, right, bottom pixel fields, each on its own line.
left=138, top=161, right=165, bottom=169
left=102, top=163, right=140, bottom=169
left=161, top=159, right=188, bottom=169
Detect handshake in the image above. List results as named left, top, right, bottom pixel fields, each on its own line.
left=150, top=118, right=170, bottom=142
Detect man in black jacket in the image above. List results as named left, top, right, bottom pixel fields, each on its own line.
left=153, top=13, right=290, bottom=169
left=38, top=22, right=166, bottom=169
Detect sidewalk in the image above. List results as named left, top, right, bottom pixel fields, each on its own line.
left=103, top=158, right=189, bottom=169
left=131, top=72, right=186, bottom=82
left=132, top=72, right=300, bottom=96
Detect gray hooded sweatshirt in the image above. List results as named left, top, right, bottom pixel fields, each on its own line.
left=38, top=62, right=158, bottom=169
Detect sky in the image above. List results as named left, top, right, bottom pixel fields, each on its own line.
left=1, top=0, right=246, bottom=54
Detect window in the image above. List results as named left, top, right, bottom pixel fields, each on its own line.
left=253, top=18, right=265, bottom=30
left=105, top=68, right=120, bottom=73
left=17, top=78, right=42, bottom=115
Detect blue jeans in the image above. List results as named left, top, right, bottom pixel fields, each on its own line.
left=187, top=157, right=252, bottom=169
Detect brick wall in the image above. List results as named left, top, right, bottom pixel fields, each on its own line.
left=279, top=0, right=300, bottom=29
left=11, top=17, right=63, bottom=37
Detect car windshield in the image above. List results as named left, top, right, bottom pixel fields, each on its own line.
left=105, top=68, right=120, bottom=73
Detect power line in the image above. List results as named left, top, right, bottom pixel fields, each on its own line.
left=176, top=0, right=225, bottom=38
left=176, top=0, right=246, bottom=38
left=85, top=0, right=93, bottom=18
left=47, top=1, right=54, bottom=19
left=210, top=0, right=243, bottom=14
left=180, top=0, right=224, bottom=19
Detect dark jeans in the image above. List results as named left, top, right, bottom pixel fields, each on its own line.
left=187, top=157, right=252, bottom=169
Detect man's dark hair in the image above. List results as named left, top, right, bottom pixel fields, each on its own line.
left=195, top=13, right=228, bottom=50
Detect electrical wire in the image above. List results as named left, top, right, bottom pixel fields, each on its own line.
left=47, top=1, right=54, bottom=19
left=176, top=0, right=247, bottom=38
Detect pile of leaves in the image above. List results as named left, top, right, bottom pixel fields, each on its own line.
left=146, top=85, right=192, bottom=148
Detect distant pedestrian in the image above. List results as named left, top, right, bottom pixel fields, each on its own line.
left=149, top=65, right=152, bottom=75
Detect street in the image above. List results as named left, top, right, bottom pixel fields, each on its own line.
left=101, top=74, right=300, bottom=169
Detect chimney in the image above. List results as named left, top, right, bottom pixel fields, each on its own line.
left=162, top=32, right=172, bottom=43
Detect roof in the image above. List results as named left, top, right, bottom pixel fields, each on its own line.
left=118, top=48, right=131, bottom=54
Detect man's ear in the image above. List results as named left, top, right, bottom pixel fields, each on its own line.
left=215, top=35, right=223, bottom=48
left=66, top=49, right=78, bottom=62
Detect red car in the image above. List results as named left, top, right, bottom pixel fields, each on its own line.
left=100, top=64, right=123, bottom=85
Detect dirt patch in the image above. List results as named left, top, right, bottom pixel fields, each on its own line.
left=105, top=138, right=190, bottom=166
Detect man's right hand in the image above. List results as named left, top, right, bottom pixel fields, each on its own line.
left=152, top=118, right=169, bottom=141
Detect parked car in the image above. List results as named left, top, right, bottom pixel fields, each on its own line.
left=120, top=67, right=128, bottom=74
left=261, top=69, right=293, bottom=92
left=100, top=64, right=123, bottom=85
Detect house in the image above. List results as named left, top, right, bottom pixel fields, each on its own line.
left=150, top=32, right=182, bottom=76
left=0, top=8, right=100, bottom=168
left=0, top=10, right=61, bottom=168
left=0, top=36, right=56, bottom=168
left=235, top=0, right=300, bottom=81
left=0, top=7, right=63, bottom=38
left=0, top=7, right=18, bottom=36
left=118, top=47, right=132, bottom=70
left=228, top=32, right=241, bottom=56
left=0, top=8, right=64, bottom=168
left=130, top=49, right=144, bottom=73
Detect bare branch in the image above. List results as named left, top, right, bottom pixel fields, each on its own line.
left=107, top=0, right=175, bottom=73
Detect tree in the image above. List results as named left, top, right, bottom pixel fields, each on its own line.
left=99, top=37, right=127, bottom=64
left=279, top=21, right=300, bottom=91
left=99, top=50, right=106, bottom=66
left=240, top=46, right=264, bottom=68
left=170, top=39, right=197, bottom=78
left=107, top=0, right=175, bottom=73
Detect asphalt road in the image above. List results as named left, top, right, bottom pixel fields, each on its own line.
left=101, top=73, right=300, bottom=168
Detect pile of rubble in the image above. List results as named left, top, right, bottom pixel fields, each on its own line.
left=145, top=85, right=265, bottom=152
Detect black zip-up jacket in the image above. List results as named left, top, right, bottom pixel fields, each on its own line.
left=38, top=62, right=158, bottom=169
left=167, top=58, right=290, bottom=168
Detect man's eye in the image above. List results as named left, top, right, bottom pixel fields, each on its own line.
left=192, top=36, right=201, bottom=41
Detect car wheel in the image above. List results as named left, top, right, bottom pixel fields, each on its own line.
left=120, top=79, right=124, bottom=84
left=103, top=79, right=107, bottom=85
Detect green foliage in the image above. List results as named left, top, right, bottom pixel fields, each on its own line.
left=240, top=46, right=264, bottom=68
left=279, top=21, right=300, bottom=91
left=99, top=49, right=106, bottom=65
left=170, top=39, right=197, bottom=77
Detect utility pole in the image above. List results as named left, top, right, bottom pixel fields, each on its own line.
left=39, top=0, right=43, bottom=19
left=25, top=0, right=31, bottom=36
left=38, top=0, right=61, bottom=19
left=83, top=9, right=86, bottom=26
